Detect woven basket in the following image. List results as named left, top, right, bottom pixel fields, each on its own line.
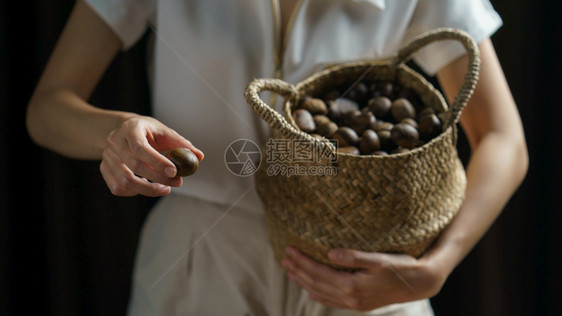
left=244, top=28, right=480, bottom=269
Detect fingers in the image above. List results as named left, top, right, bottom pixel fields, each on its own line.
left=288, top=271, right=362, bottom=310
left=283, top=257, right=351, bottom=309
left=283, top=247, right=356, bottom=293
left=124, top=137, right=180, bottom=181
left=100, top=117, right=202, bottom=196
left=328, top=248, right=387, bottom=271
left=144, top=125, right=205, bottom=161
left=100, top=159, right=172, bottom=197
left=100, top=148, right=176, bottom=197
left=284, top=246, right=438, bottom=311
left=283, top=247, right=373, bottom=310
left=121, top=116, right=204, bottom=176
left=107, top=129, right=179, bottom=182
left=307, top=293, right=350, bottom=310
left=283, top=260, right=343, bottom=300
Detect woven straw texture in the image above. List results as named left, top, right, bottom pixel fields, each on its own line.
left=244, top=28, right=480, bottom=269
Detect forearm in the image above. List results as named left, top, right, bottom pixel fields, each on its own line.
left=425, top=38, right=529, bottom=278
left=27, top=87, right=137, bottom=160
left=25, top=0, right=129, bottom=159
left=425, top=131, right=528, bottom=275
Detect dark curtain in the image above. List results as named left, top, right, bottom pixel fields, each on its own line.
left=0, top=1, right=155, bottom=315
left=1, top=1, right=560, bottom=315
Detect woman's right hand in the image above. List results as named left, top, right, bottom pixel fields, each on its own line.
left=100, top=115, right=204, bottom=197
left=25, top=1, right=204, bottom=197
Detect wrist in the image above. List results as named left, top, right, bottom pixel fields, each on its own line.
left=420, top=230, right=469, bottom=283
left=113, top=111, right=141, bottom=129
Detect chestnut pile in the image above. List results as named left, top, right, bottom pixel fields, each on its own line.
left=293, top=81, right=443, bottom=155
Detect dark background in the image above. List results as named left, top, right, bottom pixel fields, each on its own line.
left=1, top=1, right=560, bottom=315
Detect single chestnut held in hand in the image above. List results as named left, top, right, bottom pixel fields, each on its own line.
left=166, top=148, right=199, bottom=177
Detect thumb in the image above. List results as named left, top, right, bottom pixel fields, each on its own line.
left=328, top=248, right=386, bottom=270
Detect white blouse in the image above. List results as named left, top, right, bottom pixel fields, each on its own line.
left=85, top=0, right=502, bottom=210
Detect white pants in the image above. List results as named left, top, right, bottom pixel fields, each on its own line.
left=127, top=193, right=434, bottom=316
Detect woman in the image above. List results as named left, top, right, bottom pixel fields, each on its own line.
left=26, top=0, right=527, bottom=314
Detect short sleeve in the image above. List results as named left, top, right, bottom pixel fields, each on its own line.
left=406, top=0, right=503, bottom=75
left=84, top=0, right=155, bottom=50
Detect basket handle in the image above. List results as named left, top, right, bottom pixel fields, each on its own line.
left=244, top=78, right=337, bottom=153
left=391, top=28, right=480, bottom=128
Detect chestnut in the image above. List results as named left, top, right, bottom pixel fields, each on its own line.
left=300, top=98, right=328, bottom=115
left=359, top=129, right=381, bottom=155
left=366, top=96, right=392, bottom=118
left=390, top=123, right=419, bottom=149
left=333, top=127, right=359, bottom=147
left=316, top=121, right=339, bottom=138
left=337, top=146, right=360, bottom=155
left=348, top=112, right=376, bottom=135
left=418, top=113, right=442, bottom=140
left=346, top=82, right=369, bottom=103
left=400, top=118, right=419, bottom=129
left=390, top=98, right=416, bottom=122
left=293, top=109, right=316, bottom=133
left=327, top=98, right=359, bottom=122
left=166, top=148, right=199, bottom=177
left=313, top=114, right=331, bottom=126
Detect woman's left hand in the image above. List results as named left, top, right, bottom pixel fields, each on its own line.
left=282, top=246, right=446, bottom=311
